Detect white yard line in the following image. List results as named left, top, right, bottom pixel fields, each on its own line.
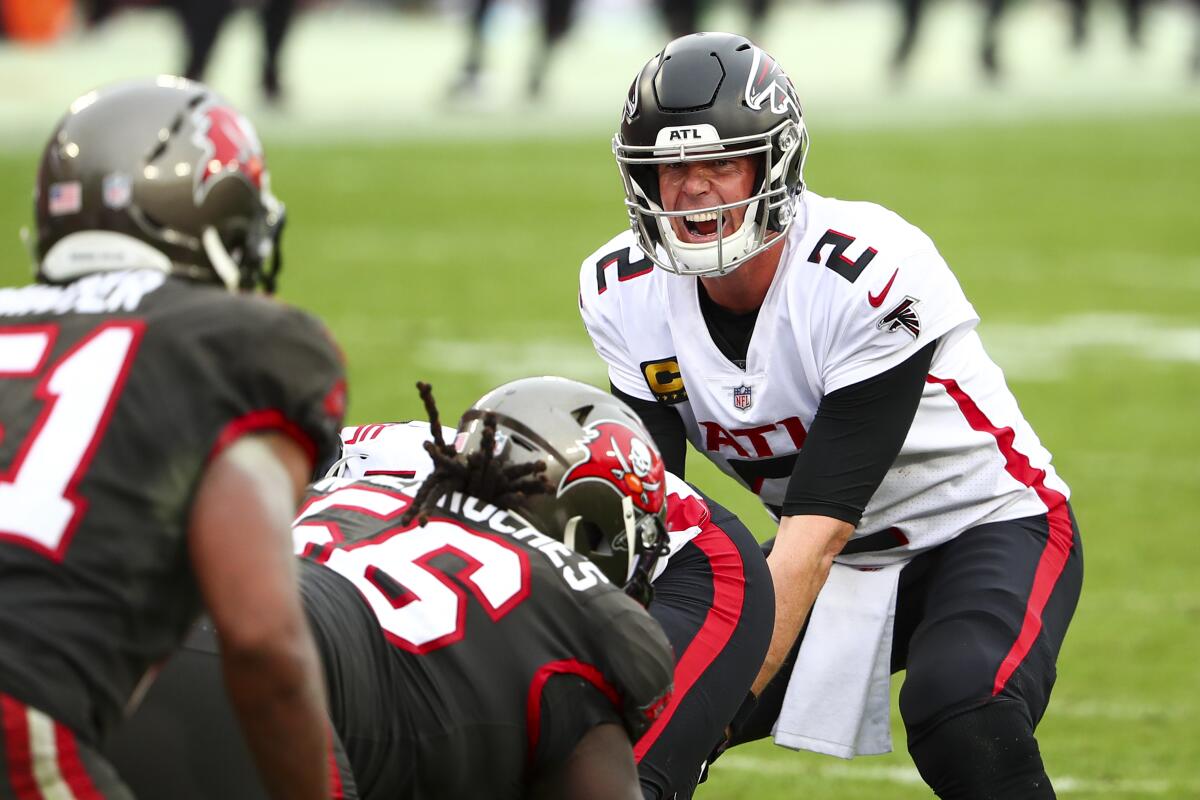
left=412, top=311, right=1200, bottom=387
left=981, top=312, right=1200, bottom=380
left=416, top=337, right=609, bottom=384
left=716, top=753, right=1200, bottom=795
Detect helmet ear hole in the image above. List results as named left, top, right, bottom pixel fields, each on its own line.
left=570, top=405, right=593, bottom=426
left=579, top=520, right=608, bottom=555
left=562, top=517, right=606, bottom=556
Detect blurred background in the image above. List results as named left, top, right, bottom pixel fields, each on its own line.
left=2, top=1, right=1198, bottom=797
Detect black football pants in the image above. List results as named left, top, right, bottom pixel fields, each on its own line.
left=733, top=506, right=1083, bottom=799
left=636, top=497, right=774, bottom=800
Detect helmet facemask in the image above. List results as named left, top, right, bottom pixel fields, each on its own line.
left=614, top=118, right=808, bottom=278
left=561, top=495, right=668, bottom=607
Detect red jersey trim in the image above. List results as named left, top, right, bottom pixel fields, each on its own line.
left=525, top=659, right=622, bottom=766
left=634, top=521, right=746, bottom=761
left=52, top=720, right=104, bottom=800
left=1, top=693, right=38, bottom=798
left=326, top=723, right=344, bottom=800
left=208, top=409, right=319, bottom=469
left=926, top=375, right=1075, bottom=696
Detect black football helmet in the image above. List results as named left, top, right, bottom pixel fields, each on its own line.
left=614, top=32, right=809, bottom=277
left=455, top=377, right=669, bottom=606
left=31, top=76, right=284, bottom=292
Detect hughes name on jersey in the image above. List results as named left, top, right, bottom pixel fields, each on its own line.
left=291, top=476, right=675, bottom=798
left=0, top=269, right=346, bottom=742
left=580, top=193, right=1070, bottom=565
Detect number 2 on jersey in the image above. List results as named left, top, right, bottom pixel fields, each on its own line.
left=0, top=322, right=144, bottom=560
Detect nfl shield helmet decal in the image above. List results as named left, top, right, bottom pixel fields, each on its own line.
left=733, top=384, right=753, bottom=411
left=560, top=420, right=665, bottom=514
left=102, top=173, right=132, bottom=210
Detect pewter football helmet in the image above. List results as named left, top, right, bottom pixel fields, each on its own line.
left=33, top=76, right=284, bottom=292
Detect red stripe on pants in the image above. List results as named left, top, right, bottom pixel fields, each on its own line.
left=927, top=375, right=1075, bottom=695
left=1, top=695, right=40, bottom=799
left=634, top=525, right=745, bottom=761
left=52, top=721, right=103, bottom=800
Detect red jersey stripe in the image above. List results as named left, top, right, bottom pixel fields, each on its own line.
left=525, top=659, right=622, bottom=763
left=326, top=724, right=344, bottom=800
left=208, top=408, right=319, bottom=467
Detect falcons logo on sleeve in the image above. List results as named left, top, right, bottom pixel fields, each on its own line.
left=877, top=296, right=922, bottom=338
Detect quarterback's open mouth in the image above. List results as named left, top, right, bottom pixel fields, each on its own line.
left=678, top=210, right=733, bottom=243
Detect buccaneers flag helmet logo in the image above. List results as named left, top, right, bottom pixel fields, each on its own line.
left=560, top=421, right=665, bottom=514
left=191, top=104, right=265, bottom=203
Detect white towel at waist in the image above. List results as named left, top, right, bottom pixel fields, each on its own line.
left=771, top=560, right=904, bottom=759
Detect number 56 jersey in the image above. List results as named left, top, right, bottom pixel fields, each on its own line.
left=293, top=476, right=676, bottom=799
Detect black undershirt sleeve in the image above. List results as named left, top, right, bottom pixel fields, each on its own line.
left=782, top=340, right=938, bottom=525
left=610, top=384, right=688, bottom=478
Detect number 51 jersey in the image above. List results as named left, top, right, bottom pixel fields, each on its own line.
left=293, top=476, right=676, bottom=799
left=0, top=270, right=346, bottom=743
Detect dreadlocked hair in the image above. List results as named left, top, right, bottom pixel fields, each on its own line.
left=399, top=381, right=550, bottom=527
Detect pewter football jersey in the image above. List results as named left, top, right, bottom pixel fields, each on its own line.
left=0, top=270, right=346, bottom=742
left=579, top=192, right=1071, bottom=565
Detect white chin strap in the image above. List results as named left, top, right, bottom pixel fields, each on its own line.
left=657, top=199, right=762, bottom=276
left=202, top=227, right=241, bottom=291
left=621, top=496, right=637, bottom=582
left=563, top=516, right=580, bottom=553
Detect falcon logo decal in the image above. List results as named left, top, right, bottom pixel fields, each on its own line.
left=192, top=104, right=265, bottom=203
left=560, top=421, right=665, bottom=514
left=877, top=296, right=922, bottom=338
left=624, top=78, right=639, bottom=122
left=745, top=47, right=799, bottom=115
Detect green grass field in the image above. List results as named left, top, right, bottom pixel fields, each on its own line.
left=2, top=112, right=1198, bottom=798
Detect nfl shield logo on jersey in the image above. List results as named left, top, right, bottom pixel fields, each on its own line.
left=733, top=384, right=753, bottom=411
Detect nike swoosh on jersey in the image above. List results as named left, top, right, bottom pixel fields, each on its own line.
left=867, top=268, right=899, bottom=308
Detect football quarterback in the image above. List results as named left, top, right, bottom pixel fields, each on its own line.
left=580, top=32, right=1083, bottom=799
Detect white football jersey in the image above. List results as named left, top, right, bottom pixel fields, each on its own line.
left=327, top=421, right=455, bottom=482
left=579, top=192, right=1070, bottom=565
